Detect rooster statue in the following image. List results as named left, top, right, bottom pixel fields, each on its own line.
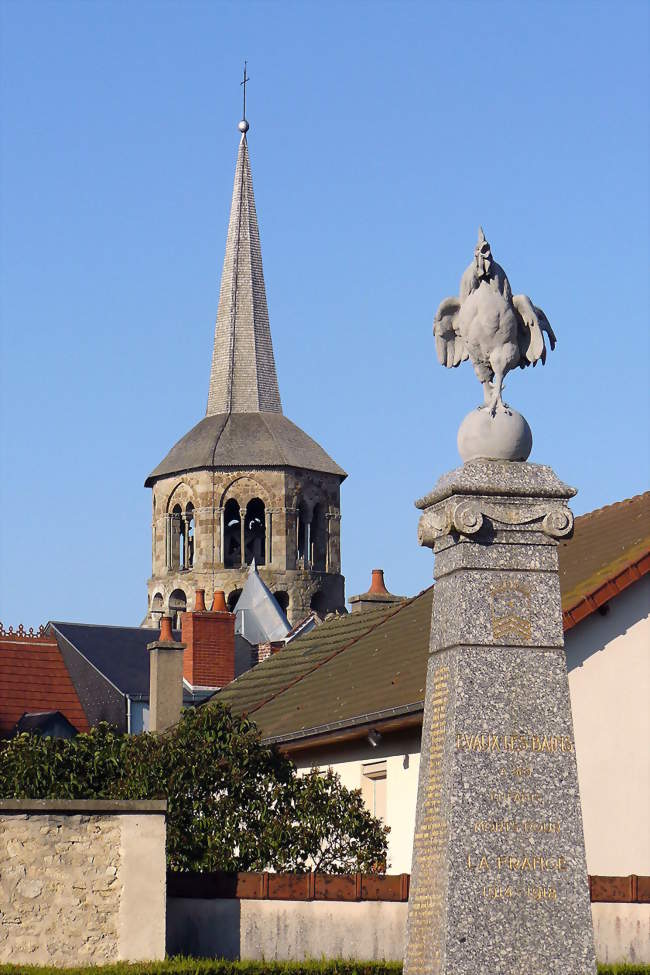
left=434, top=229, right=556, bottom=415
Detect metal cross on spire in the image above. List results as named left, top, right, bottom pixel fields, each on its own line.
left=238, top=62, right=250, bottom=135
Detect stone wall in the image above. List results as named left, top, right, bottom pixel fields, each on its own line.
left=0, top=799, right=166, bottom=967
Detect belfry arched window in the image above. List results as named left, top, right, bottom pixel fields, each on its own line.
left=169, top=589, right=186, bottom=628
left=224, top=499, right=241, bottom=568
left=170, top=505, right=183, bottom=568
left=311, top=503, right=325, bottom=570
left=167, top=502, right=194, bottom=570
left=245, top=498, right=265, bottom=565
left=297, top=502, right=308, bottom=564
left=185, top=502, right=194, bottom=569
left=274, top=591, right=289, bottom=614
left=310, top=590, right=327, bottom=617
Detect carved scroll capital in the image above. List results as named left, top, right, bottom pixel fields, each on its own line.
left=418, top=499, right=483, bottom=548
left=417, top=494, right=573, bottom=548
left=452, top=500, right=483, bottom=536
left=541, top=507, right=573, bottom=539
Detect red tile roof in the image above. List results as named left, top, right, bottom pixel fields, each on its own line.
left=0, top=628, right=89, bottom=736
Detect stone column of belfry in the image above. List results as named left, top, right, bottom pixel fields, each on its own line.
left=403, top=460, right=597, bottom=975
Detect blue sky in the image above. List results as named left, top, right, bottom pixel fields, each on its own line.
left=1, top=0, right=648, bottom=627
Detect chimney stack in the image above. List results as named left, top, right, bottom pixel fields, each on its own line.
left=348, top=568, right=405, bottom=614
left=181, top=595, right=235, bottom=689
left=147, top=616, right=186, bottom=732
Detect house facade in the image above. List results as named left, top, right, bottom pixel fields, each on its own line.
left=217, top=493, right=650, bottom=880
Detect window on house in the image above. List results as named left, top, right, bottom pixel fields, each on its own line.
left=361, top=760, right=387, bottom=821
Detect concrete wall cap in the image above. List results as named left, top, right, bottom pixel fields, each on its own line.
left=0, top=799, right=167, bottom=814
left=147, top=640, right=187, bottom=652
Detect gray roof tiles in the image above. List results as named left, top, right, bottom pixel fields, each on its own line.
left=145, top=411, right=346, bottom=485
left=207, top=134, right=281, bottom=416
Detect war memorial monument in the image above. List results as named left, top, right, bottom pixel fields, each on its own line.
left=403, top=231, right=597, bottom=974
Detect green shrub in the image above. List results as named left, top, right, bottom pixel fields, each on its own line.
left=0, top=704, right=389, bottom=874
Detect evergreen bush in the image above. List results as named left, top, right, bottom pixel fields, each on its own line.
left=0, top=703, right=389, bottom=873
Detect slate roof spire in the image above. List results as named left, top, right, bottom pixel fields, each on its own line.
left=206, top=113, right=282, bottom=417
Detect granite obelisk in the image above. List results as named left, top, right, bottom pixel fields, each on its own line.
left=403, top=232, right=596, bottom=974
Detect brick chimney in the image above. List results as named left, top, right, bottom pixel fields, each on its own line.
left=147, top=616, right=186, bottom=733
left=348, top=569, right=405, bottom=614
left=180, top=590, right=235, bottom=688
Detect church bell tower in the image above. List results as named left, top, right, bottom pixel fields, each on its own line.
left=144, top=100, right=346, bottom=626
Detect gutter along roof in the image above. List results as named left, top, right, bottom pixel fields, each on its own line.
left=215, top=493, right=650, bottom=748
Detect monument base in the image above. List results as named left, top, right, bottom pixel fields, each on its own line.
left=405, top=461, right=596, bottom=975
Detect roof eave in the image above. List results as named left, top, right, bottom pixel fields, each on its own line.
left=266, top=702, right=425, bottom=754
left=145, top=460, right=347, bottom=489
left=562, top=550, right=650, bottom=631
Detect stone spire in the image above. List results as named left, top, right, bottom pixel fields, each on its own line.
left=206, top=126, right=282, bottom=416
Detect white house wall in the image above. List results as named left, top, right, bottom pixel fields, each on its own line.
left=565, top=576, right=650, bottom=875
left=294, top=578, right=649, bottom=878
left=295, top=729, right=421, bottom=874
